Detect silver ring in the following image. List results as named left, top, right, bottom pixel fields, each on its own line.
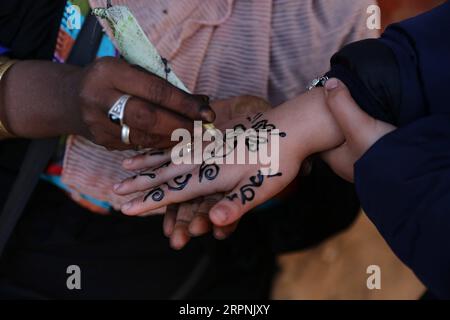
left=121, top=125, right=131, bottom=145
left=108, top=94, right=131, bottom=126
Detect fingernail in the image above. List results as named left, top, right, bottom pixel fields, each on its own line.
left=325, top=78, right=339, bottom=91
left=113, top=183, right=121, bottom=191
left=121, top=202, right=132, bottom=212
left=200, top=106, right=216, bottom=123
left=198, top=94, right=210, bottom=104
left=123, top=159, right=133, bottom=166
left=212, top=205, right=229, bottom=224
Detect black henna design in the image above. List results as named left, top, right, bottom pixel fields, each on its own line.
left=199, top=162, right=220, bottom=183
left=229, top=116, right=287, bottom=152
left=143, top=174, right=192, bottom=203
left=251, top=119, right=276, bottom=132
left=226, top=193, right=239, bottom=201
left=140, top=160, right=171, bottom=180
left=153, top=161, right=171, bottom=171
left=267, top=172, right=283, bottom=178
left=144, top=187, right=165, bottom=202
left=249, top=113, right=263, bottom=124
left=226, top=170, right=283, bottom=205
left=146, top=150, right=165, bottom=156
left=140, top=172, right=157, bottom=179
left=164, top=174, right=192, bottom=191
left=240, top=170, right=265, bottom=204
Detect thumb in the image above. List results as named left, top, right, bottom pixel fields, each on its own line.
left=321, top=143, right=355, bottom=182
left=324, top=78, right=376, bottom=145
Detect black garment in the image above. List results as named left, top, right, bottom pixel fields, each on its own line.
left=0, top=0, right=65, bottom=60
left=0, top=0, right=360, bottom=298
left=327, top=2, right=450, bottom=298
left=326, top=39, right=401, bottom=125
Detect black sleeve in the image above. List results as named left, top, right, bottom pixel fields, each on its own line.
left=0, top=0, right=65, bottom=59
left=325, top=39, right=402, bottom=126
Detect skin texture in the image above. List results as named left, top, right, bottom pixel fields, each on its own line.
left=0, top=57, right=215, bottom=149
left=115, top=88, right=347, bottom=240
left=321, top=79, right=396, bottom=182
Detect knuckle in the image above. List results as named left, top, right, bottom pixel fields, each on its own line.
left=137, top=105, right=157, bottom=131
left=188, top=95, right=204, bottom=111
left=147, top=79, right=169, bottom=105
left=82, top=111, right=98, bottom=127
left=91, top=57, right=115, bottom=74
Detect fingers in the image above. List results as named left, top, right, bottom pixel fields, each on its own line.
left=122, top=150, right=172, bottom=171
left=209, top=170, right=285, bottom=227
left=102, top=92, right=193, bottom=148
left=324, top=78, right=396, bottom=154
left=114, top=161, right=196, bottom=195
left=213, top=221, right=239, bottom=240
left=164, top=196, right=237, bottom=250
left=115, top=63, right=216, bottom=122
left=169, top=201, right=198, bottom=250
left=163, top=205, right=178, bottom=237
left=324, top=78, right=376, bottom=145
left=122, top=97, right=194, bottom=137
left=189, top=211, right=212, bottom=236
left=86, top=98, right=172, bottom=149
left=189, top=194, right=222, bottom=236
left=120, top=165, right=232, bottom=216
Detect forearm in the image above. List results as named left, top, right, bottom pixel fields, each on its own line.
left=0, top=60, right=84, bottom=138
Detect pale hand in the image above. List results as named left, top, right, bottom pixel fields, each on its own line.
left=114, top=89, right=342, bottom=232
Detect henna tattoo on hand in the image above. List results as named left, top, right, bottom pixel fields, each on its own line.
left=139, top=161, right=171, bottom=180
left=165, top=174, right=192, bottom=191
left=143, top=173, right=192, bottom=202
left=199, top=161, right=220, bottom=182
left=140, top=172, right=157, bottom=179
left=229, top=114, right=287, bottom=152
left=226, top=170, right=283, bottom=205
left=225, top=193, right=239, bottom=202
left=144, top=187, right=165, bottom=202
left=154, top=161, right=171, bottom=171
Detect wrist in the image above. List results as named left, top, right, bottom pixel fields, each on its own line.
left=273, top=88, right=345, bottom=163
left=60, top=65, right=89, bottom=136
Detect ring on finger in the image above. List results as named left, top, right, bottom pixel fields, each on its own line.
left=121, top=124, right=131, bottom=145
left=108, top=94, right=132, bottom=126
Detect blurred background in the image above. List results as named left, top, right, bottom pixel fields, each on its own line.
left=272, top=0, right=445, bottom=300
